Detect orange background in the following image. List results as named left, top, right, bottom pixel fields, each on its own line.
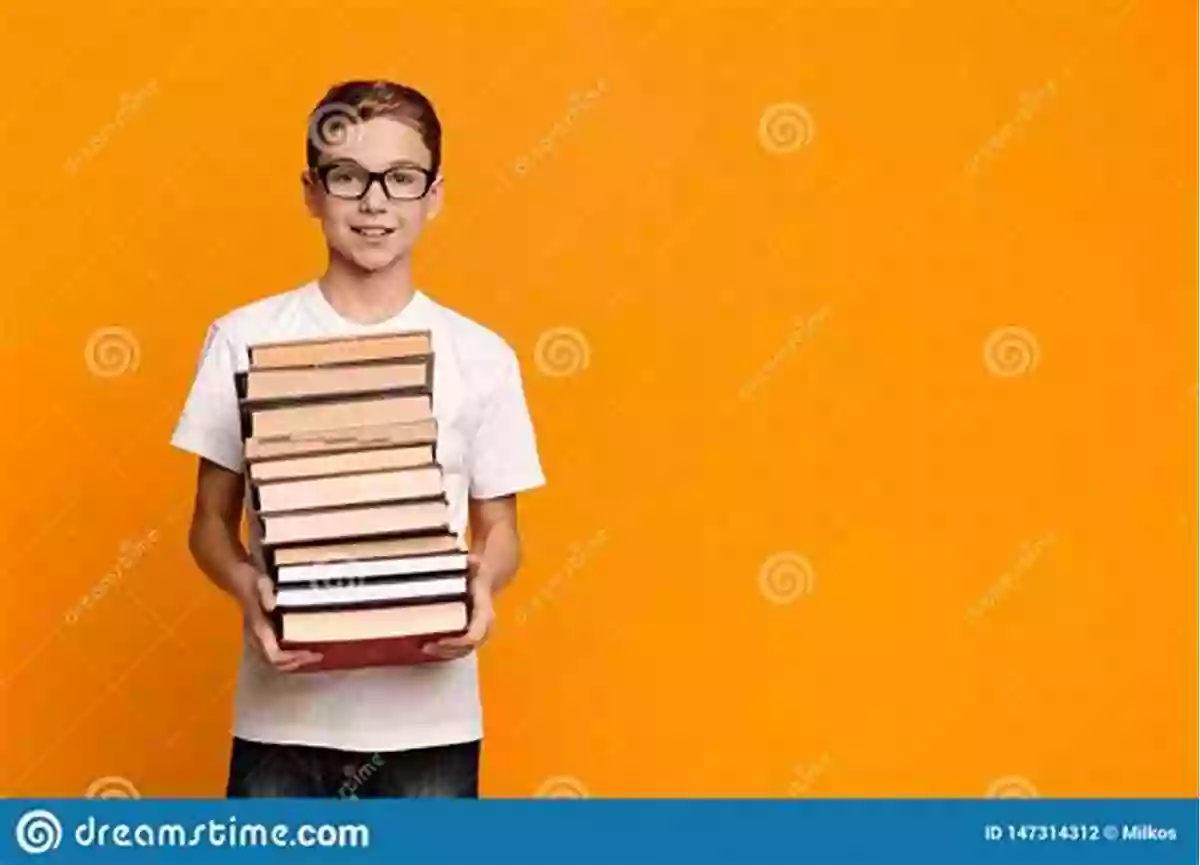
left=0, top=0, right=1195, bottom=798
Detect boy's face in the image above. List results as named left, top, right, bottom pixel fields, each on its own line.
left=303, top=115, right=442, bottom=273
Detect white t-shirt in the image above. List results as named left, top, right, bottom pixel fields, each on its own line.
left=170, top=281, right=545, bottom=752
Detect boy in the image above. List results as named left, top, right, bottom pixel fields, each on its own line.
left=171, top=80, right=544, bottom=798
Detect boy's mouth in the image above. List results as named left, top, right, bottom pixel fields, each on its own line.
left=351, top=226, right=396, bottom=238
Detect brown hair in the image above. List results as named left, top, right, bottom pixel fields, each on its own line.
left=306, top=80, right=442, bottom=177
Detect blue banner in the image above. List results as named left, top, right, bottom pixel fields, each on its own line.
left=2, top=798, right=1195, bottom=864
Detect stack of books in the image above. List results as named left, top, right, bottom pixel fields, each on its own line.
left=236, top=331, right=471, bottom=672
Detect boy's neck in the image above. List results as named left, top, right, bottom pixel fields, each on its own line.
left=317, top=255, right=417, bottom=325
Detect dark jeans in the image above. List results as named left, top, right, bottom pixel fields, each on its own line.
left=225, top=736, right=481, bottom=798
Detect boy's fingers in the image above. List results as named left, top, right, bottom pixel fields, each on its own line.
left=276, top=652, right=323, bottom=672
left=257, top=576, right=276, bottom=612
left=423, top=641, right=469, bottom=659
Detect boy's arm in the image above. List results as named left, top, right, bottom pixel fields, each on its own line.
left=188, top=457, right=258, bottom=605
left=422, top=345, right=545, bottom=660
left=188, top=457, right=323, bottom=672
left=465, top=494, right=522, bottom=595
left=422, top=495, right=521, bottom=660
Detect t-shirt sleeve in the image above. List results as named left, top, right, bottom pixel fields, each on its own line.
left=468, top=347, right=546, bottom=500
left=170, top=321, right=244, bottom=473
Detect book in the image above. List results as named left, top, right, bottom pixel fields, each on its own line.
left=249, top=330, right=432, bottom=369
left=235, top=329, right=470, bottom=673
left=248, top=443, right=435, bottom=482
left=277, top=599, right=470, bottom=672
left=275, top=551, right=470, bottom=585
left=269, top=532, right=464, bottom=567
left=245, top=418, right=438, bottom=462
left=260, top=499, right=451, bottom=546
left=244, top=393, right=432, bottom=439
left=254, top=466, right=445, bottom=514
left=275, top=575, right=468, bottom=608
left=236, top=357, right=432, bottom=403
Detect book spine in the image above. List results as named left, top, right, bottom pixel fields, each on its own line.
left=261, top=521, right=452, bottom=549
left=247, top=330, right=433, bottom=359
left=277, top=566, right=470, bottom=590
left=275, top=591, right=469, bottom=616
left=237, top=380, right=433, bottom=410
left=250, top=462, right=441, bottom=488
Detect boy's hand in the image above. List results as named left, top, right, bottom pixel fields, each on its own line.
left=423, top=555, right=495, bottom=661
left=237, top=565, right=323, bottom=673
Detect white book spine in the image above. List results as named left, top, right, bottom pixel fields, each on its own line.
left=277, top=552, right=469, bottom=584
left=277, top=577, right=468, bottom=608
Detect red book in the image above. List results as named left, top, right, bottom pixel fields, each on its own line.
left=274, top=595, right=471, bottom=673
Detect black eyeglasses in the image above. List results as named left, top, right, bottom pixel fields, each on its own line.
left=312, top=160, right=436, bottom=201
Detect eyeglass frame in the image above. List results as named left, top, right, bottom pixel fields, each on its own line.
left=310, top=159, right=438, bottom=201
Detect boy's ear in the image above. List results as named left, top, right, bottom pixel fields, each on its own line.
left=301, top=171, right=321, bottom=218
left=426, top=174, right=444, bottom=221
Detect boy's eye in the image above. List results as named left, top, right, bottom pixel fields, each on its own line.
left=386, top=169, right=420, bottom=186
left=328, top=167, right=361, bottom=184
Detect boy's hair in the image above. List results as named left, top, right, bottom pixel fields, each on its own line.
left=306, top=80, right=442, bottom=178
